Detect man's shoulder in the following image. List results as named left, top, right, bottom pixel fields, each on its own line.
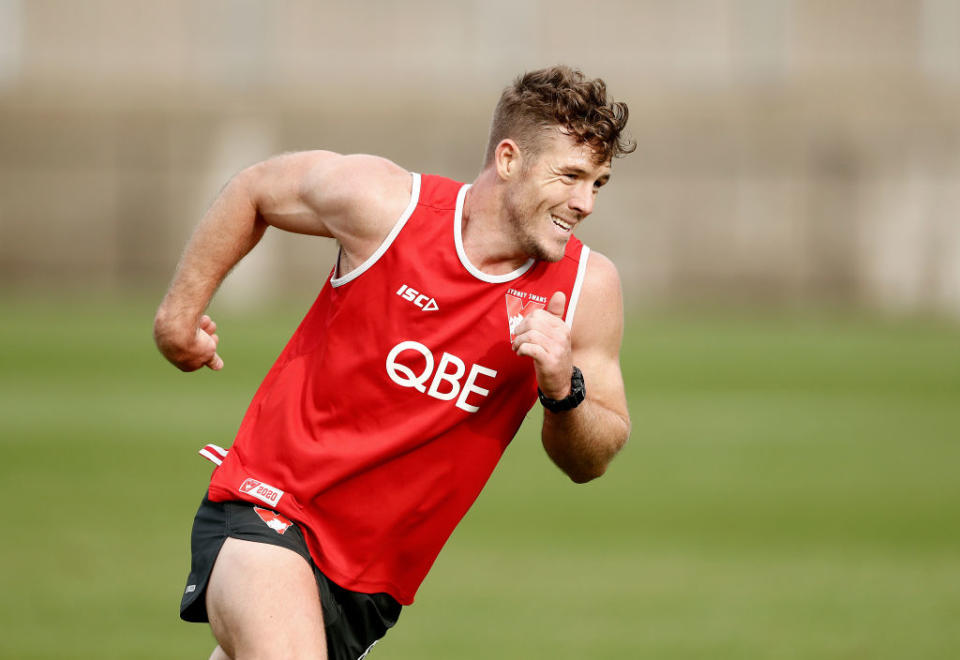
left=290, top=152, right=415, bottom=248
left=582, top=250, right=620, bottom=290
left=571, top=249, right=623, bottom=336
left=301, top=152, right=412, bottom=212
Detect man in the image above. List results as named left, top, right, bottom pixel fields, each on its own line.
left=154, top=65, right=633, bottom=660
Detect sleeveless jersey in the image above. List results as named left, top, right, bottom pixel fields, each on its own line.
left=204, top=173, right=592, bottom=604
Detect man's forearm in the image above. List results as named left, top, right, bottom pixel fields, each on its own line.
left=154, top=174, right=267, bottom=349
left=541, top=401, right=629, bottom=483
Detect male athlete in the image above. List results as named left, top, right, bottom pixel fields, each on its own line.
left=154, top=65, right=633, bottom=660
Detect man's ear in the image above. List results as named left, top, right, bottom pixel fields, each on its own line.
left=494, top=139, right=522, bottom=181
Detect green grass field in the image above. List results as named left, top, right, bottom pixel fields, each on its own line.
left=1, top=296, right=958, bottom=659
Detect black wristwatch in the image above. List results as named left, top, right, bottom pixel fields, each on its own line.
left=538, top=366, right=585, bottom=412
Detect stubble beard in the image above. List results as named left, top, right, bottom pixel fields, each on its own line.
left=503, top=186, right=564, bottom=263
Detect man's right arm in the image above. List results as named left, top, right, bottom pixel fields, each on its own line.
left=153, top=150, right=412, bottom=371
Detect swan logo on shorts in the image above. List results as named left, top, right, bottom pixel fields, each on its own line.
left=238, top=478, right=284, bottom=507
left=505, top=289, right=547, bottom=340
left=253, top=507, right=293, bottom=535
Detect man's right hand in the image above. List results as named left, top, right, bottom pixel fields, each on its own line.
left=155, top=314, right=224, bottom=372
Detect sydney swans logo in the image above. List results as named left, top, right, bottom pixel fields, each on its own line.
left=505, top=289, right=547, bottom=340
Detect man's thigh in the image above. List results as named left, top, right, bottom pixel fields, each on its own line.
left=206, top=537, right=328, bottom=660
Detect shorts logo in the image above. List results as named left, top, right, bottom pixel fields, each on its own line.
left=505, top=289, right=547, bottom=340
left=238, top=478, right=284, bottom=507
left=253, top=507, right=293, bottom=535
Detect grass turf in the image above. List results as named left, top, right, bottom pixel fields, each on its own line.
left=1, top=296, right=958, bottom=658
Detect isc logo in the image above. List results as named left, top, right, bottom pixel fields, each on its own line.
left=386, top=340, right=497, bottom=413
left=396, top=284, right=439, bottom=311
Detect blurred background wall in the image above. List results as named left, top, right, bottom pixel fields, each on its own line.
left=1, top=0, right=958, bottom=316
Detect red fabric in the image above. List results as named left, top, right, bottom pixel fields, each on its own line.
left=207, top=174, right=585, bottom=604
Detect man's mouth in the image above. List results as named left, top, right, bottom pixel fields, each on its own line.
left=552, top=215, right=573, bottom=232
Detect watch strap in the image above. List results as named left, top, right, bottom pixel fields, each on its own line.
left=538, top=366, right=585, bottom=412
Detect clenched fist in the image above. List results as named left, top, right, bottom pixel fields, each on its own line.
left=155, top=313, right=224, bottom=372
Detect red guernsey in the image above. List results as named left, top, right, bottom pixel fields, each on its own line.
left=206, top=174, right=591, bottom=604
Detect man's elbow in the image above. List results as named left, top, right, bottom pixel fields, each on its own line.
left=564, top=436, right=628, bottom=484
left=566, top=462, right=608, bottom=484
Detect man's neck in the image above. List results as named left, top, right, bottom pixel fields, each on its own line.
left=461, top=170, right=530, bottom=275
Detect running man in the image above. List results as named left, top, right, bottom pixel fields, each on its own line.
left=154, top=65, right=633, bottom=660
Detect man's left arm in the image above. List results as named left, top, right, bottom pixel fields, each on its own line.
left=512, top=252, right=630, bottom=483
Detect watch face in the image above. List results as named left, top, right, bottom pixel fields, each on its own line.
left=571, top=366, right=584, bottom=390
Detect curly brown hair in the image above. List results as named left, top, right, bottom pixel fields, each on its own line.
left=484, top=65, right=635, bottom=166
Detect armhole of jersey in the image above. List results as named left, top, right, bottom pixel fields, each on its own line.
left=330, top=172, right=421, bottom=287
left=564, top=244, right=590, bottom=328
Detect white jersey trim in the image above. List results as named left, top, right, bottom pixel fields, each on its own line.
left=331, top=172, right=421, bottom=288
left=564, top=244, right=590, bottom=328
left=454, top=183, right=536, bottom=283
left=199, top=443, right=229, bottom=466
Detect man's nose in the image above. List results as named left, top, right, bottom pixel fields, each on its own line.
left=568, top=183, right=595, bottom=217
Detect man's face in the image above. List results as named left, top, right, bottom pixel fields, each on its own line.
left=503, top=129, right=612, bottom=262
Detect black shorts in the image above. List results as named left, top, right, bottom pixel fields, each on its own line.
left=180, top=494, right=401, bottom=660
